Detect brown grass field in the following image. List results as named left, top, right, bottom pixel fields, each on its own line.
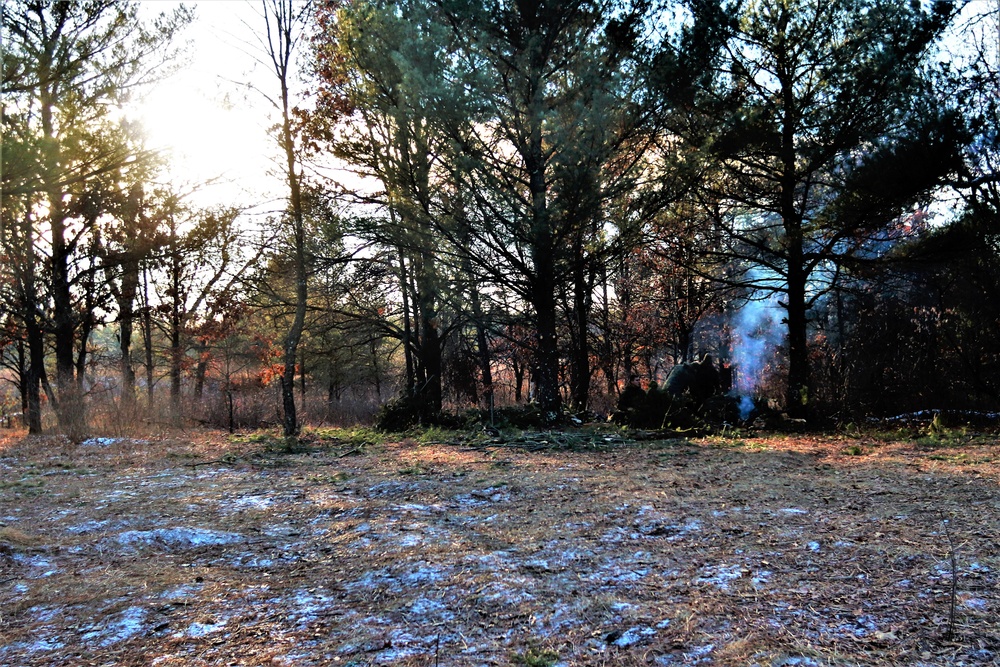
left=0, top=425, right=997, bottom=666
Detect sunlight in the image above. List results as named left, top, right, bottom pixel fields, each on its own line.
left=131, top=1, right=282, bottom=207
left=137, top=78, right=273, bottom=192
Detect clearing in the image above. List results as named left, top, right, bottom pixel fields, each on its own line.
left=0, top=426, right=997, bottom=666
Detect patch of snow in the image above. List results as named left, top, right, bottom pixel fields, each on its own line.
left=960, top=595, right=988, bottom=610
left=372, top=630, right=427, bottom=663
left=0, top=638, right=66, bottom=655
left=401, top=563, right=449, bottom=586
left=27, top=606, right=60, bottom=623
left=454, top=487, right=511, bottom=506
left=229, top=495, right=276, bottom=511
left=160, top=583, right=204, bottom=600
left=535, top=603, right=583, bottom=636
left=464, top=551, right=522, bottom=578
left=834, top=613, right=879, bottom=638
left=12, top=553, right=50, bottom=568
left=231, top=553, right=276, bottom=568
left=806, top=541, right=821, bottom=552
left=407, top=597, right=455, bottom=622
left=346, top=568, right=403, bottom=593
left=612, top=626, right=657, bottom=647
left=394, top=502, right=445, bottom=514
left=262, top=524, right=301, bottom=538
left=684, top=644, right=715, bottom=661
left=399, top=533, right=423, bottom=547
left=366, top=480, right=426, bottom=497
left=598, top=567, right=641, bottom=586
left=179, top=616, right=230, bottom=638
left=116, top=527, right=244, bottom=550
left=80, top=437, right=122, bottom=447
left=66, top=519, right=110, bottom=534
left=288, top=589, right=334, bottom=626
left=779, top=508, right=809, bottom=515
left=81, top=606, right=148, bottom=646
left=630, top=507, right=702, bottom=540
left=774, top=657, right=822, bottom=666
left=751, top=570, right=772, bottom=590
left=477, top=581, right=535, bottom=606
left=12, top=553, right=58, bottom=577
left=695, top=564, right=744, bottom=591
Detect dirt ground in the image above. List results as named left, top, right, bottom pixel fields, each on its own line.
left=0, top=425, right=997, bottom=666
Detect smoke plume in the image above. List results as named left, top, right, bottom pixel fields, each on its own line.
left=731, top=287, right=784, bottom=419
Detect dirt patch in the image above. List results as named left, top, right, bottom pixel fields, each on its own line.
left=0, top=429, right=997, bottom=666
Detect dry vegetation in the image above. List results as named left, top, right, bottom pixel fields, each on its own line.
left=0, top=424, right=997, bottom=666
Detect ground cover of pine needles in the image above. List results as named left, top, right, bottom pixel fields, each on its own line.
left=0, top=425, right=997, bottom=666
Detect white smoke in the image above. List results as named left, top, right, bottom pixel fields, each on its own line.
left=731, top=285, right=784, bottom=419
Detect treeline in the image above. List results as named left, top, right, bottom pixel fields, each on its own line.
left=2, top=0, right=998, bottom=437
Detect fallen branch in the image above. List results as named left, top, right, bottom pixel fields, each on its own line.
left=188, top=456, right=239, bottom=469
left=337, top=446, right=366, bottom=458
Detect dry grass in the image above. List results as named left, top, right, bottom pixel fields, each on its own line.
left=0, top=425, right=997, bottom=666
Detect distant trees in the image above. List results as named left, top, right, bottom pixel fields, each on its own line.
left=1, top=0, right=192, bottom=435
left=654, top=0, right=967, bottom=416
left=310, top=0, right=657, bottom=421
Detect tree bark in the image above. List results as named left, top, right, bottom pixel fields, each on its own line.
left=526, top=67, right=562, bottom=420
left=141, top=264, right=156, bottom=409
left=778, top=35, right=810, bottom=419
left=266, top=0, right=308, bottom=440
left=415, top=250, right=442, bottom=420
left=41, top=74, right=85, bottom=439
left=569, top=235, right=592, bottom=411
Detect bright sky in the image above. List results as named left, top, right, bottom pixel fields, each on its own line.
left=133, top=1, right=293, bottom=211
left=131, top=0, right=996, bottom=215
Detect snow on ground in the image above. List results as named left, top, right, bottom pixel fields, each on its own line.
left=1, top=433, right=998, bottom=666
left=116, top=527, right=245, bottom=549
left=80, top=606, right=148, bottom=647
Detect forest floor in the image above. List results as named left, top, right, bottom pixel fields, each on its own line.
left=0, top=424, right=998, bottom=666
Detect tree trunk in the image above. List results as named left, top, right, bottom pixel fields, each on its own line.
left=470, top=291, right=493, bottom=413
left=24, top=316, right=44, bottom=434
left=169, top=229, right=183, bottom=423
left=15, top=211, right=44, bottom=433
left=785, top=259, right=810, bottom=417
left=526, top=67, right=561, bottom=420
left=569, top=236, right=592, bottom=411
left=75, top=311, right=95, bottom=392
left=370, top=339, right=382, bottom=399
left=141, top=264, right=156, bottom=409
left=415, top=250, right=442, bottom=420
left=42, top=79, right=85, bottom=439
left=531, top=257, right=562, bottom=419
left=194, top=341, right=208, bottom=399
left=398, top=249, right=415, bottom=396
left=119, top=261, right=140, bottom=406
left=513, top=357, right=525, bottom=403
left=779, top=57, right=810, bottom=419
left=264, top=0, right=309, bottom=441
